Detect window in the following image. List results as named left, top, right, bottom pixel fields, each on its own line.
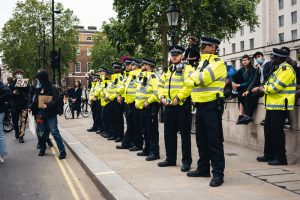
left=87, top=62, right=92, bottom=72
left=292, top=0, right=297, bottom=6
left=279, top=15, right=284, bottom=27
left=292, top=11, right=297, bottom=24
left=292, top=30, right=298, bottom=40
left=240, top=41, right=245, bottom=51
left=86, top=36, right=92, bottom=41
left=250, top=38, right=254, bottom=49
left=279, top=0, right=284, bottom=9
left=75, top=62, right=81, bottom=73
left=279, top=33, right=284, bottom=43
left=87, top=48, right=92, bottom=56
left=76, top=47, right=80, bottom=55
left=231, top=60, right=236, bottom=68
left=240, top=26, right=244, bottom=36
left=232, top=43, right=236, bottom=53
left=223, top=48, right=225, bottom=56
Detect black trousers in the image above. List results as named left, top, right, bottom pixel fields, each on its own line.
left=164, top=105, right=192, bottom=165
left=95, top=105, right=104, bottom=132
left=264, top=110, right=287, bottom=162
left=244, top=90, right=264, bottom=117
left=102, top=102, right=114, bottom=137
left=195, top=101, right=225, bottom=177
left=140, top=103, right=160, bottom=156
left=121, top=103, right=134, bottom=147
left=133, top=106, right=143, bottom=148
left=91, top=100, right=99, bottom=129
left=110, top=100, right=124, bottom=139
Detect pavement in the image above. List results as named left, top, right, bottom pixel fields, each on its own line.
left=58, top=116, right=300, bottom=200
left=0, top=117, right=105, bottom=200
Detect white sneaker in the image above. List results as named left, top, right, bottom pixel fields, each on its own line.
left=0, top=155, right=5, bottom=163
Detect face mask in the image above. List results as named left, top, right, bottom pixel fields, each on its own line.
left=16, top=74, right=23, bottom=79
left=35, top=79, right=42, bottom=89
left=255, top=58, right=264, bottom=65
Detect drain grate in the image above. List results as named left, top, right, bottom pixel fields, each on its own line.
left=241, top=168, right=300, bottom=195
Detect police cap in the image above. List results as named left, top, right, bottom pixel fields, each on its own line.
left=131, top=58, right=142, bottom=67
left=200, top=36, right=221, bottom=47
left=141, top=58, right=156, bottom=67
left=169, top=45, right=185, bottom=56
left=271, top=48, right=289, bottom=58
left=124, top=58, right=133, bottom=65
left=112, top=62, right=122, bottom=69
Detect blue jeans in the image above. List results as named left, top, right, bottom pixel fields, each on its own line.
left=37, top=114, right=65, bottom=153
left=0, top=113, right=7, bottom=156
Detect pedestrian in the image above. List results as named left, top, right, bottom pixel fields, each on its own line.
left=0, top=81, right=11, bottom=163
left=157, top=45, right=193, bottom=172
left=9, top=69, right=30, bottom=143
left=28, top=70, right=66, bottom=159
left=257, top=48, right=296, bottom=165
left=185, top=36, right=227, bottom=187
left=69, top=81, right=82, bottom=119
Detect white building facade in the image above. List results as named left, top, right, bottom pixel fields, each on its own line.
left=219, top=0, right=300, bottom=69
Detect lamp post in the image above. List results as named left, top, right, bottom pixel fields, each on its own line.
left=41, top=16, right=48, bottom=69
left=166, top=1, right=179, bottom=46
left=51, top=0, right=61, bottom=86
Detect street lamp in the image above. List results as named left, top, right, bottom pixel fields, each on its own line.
left=51, top=0, right=61, bottom=86
left=166, top=1, right=179, bottom=46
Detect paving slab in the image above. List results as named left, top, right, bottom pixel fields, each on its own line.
left=58, top=116, right=300, bottom=200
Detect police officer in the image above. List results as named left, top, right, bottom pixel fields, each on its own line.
left=185, top=36, right=227, bottom=187
left=257, top=48, right=296, bottom=165
left=135, top=58, right=160, bottom=161
left=108, top=62, right=125, bottom=142
left=157, top=46, right=192, bottom=172
left=116, top=59, right=143, bottom=150
left=87, top=68, right=102, bottom=132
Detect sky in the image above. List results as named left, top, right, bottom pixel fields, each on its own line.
left=0, top=0, right=117, bottom=30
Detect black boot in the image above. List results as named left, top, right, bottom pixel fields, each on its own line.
left=38, top=150, right=45, bottom=156
left=59, top=151, right=66, bottom=160
left=19, top=137, right=24, bottom=143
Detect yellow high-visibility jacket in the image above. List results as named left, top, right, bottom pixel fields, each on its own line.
left=122, top=69, right=142, bottom=104
left=185, top=54, right=227, bottom=103
left=264, top=62, right=296, bottom=110
left=89, top=81, right=98, bottom=101
left=158, top=63, right=192, bottom=105
left=135, top=71, right=159, bottom=109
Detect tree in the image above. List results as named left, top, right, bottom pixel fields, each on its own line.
left=0, top=0, right=79, bottom=79
left=90, top=31, right=120, bottom=69
left=108, top=0, right=260, bottom=67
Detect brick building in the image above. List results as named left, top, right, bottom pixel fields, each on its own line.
left=64, top=26, right=98, bottom=88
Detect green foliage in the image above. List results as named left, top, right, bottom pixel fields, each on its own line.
left=90, top=32, right=120, bottom=69
left=98, top=0, right=260, bottom=66
left=0, top=0, right=79, bottom=79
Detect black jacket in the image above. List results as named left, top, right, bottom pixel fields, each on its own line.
left=247, top=61, right=274, bottom=91
left=29, top=85, right=60, bottom=117
left=0, top=82, right=11, bottom=113
left=9, top=79, right=30, bottom=110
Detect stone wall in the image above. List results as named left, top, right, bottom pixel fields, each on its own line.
left=222, top=98, right=300, bottom=164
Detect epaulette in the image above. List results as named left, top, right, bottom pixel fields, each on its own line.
left=151, top=74, right=156, bottom=79
left=282, top=66, right=286, bottom=71
left=214, top=58, right=220, bottom=61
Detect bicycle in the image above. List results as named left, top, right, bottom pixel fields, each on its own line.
left=64, top=98, right=92, bottom=119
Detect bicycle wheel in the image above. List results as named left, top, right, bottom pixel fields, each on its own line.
left=81, top=102, right=92, bottom=118
left=64, top=105, right=72, bottom=119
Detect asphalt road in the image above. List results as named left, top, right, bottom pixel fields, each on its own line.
left=0, top=126, right=105, bottom=200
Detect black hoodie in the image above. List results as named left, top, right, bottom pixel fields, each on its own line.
left=0, top=81, right=12, bottom=113
left=28, top=71, right=59, bottom=117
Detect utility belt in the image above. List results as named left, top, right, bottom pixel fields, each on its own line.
left=193, top=94, right=224, bottom=110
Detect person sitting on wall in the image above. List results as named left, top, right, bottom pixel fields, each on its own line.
left=238, top=52, right=274, bottom=124
left=229, top=55, right=255, bottom=124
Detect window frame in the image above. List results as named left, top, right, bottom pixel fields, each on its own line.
left=75, top=62, right=81, bottom=73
